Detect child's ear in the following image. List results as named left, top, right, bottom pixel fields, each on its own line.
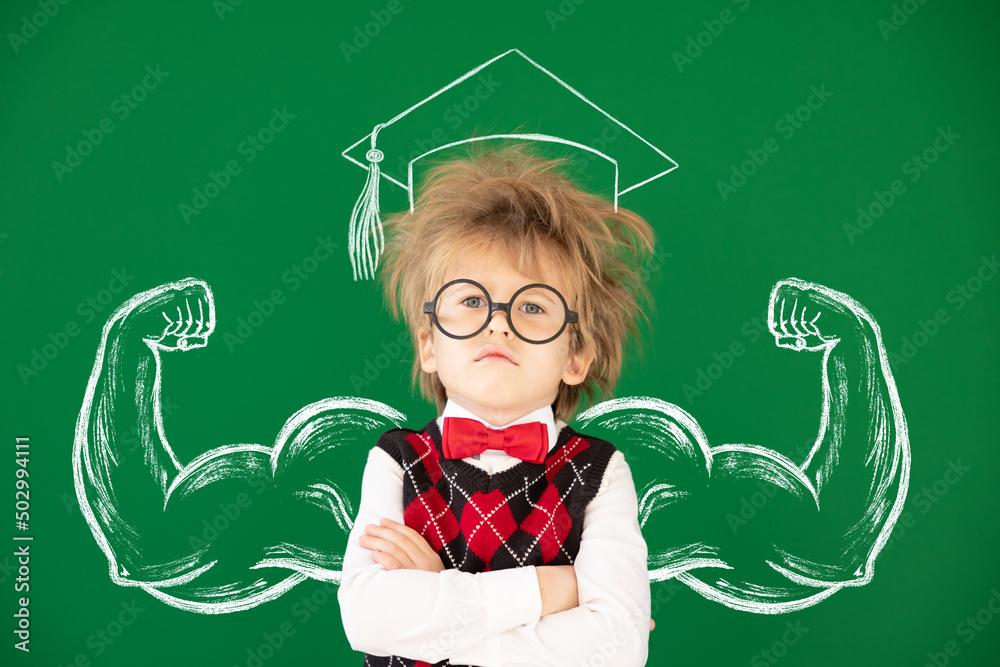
left=562, top=346, right=594, bottom=386
left=418, top=329, right=436, bottom=373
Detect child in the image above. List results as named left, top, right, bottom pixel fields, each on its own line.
left=338, top=141, right=656, bottom=666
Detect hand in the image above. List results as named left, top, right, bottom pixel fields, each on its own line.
left=358, top=518, right=445, bottom=572
left=768, top=278, right=850, bottom=352
left=536, top=565, right=579, bottom=616
left=121, top=278, right=215, bottom=352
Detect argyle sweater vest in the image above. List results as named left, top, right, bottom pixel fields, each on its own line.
left=362, top=418, right=618, bottom=667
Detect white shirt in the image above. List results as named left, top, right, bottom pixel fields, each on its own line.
left=338, top=399, right=651, bottom=666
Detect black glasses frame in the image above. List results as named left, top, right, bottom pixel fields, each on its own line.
left=422, top=278, right=579, bottom=345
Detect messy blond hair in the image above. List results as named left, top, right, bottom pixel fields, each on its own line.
left=378, top=141, right=656, bottom=422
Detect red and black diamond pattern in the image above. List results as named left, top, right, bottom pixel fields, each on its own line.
left=362, top=419, right=617, bottom=667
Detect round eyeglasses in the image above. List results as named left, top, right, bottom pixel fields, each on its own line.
left=422, top=279, right=579, bottom=345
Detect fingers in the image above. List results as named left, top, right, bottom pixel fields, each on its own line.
left=802, top=308, right=823, bottom=337
left=789, top=299, right=804, bottom=336
left=358, top=518, right=444, bottom=572
left=777, top=294, right=827, bottom=339
left=777, top=299, right=788, bottom=335
left=151, top=310, right=182, bottom=342
left=370, top=549, right=405, bottom=571
left=785, top=297, right=827, bottom=339
left=790, top=299, right=824, bottom=338
left=359, top=527, right=417, bottom=570
left=377, top=518, right=439, bottom=558
left=153, top=297, right=211, bottom=343
left=195, top=299, right=206, bottom=334
left=181, top=299, right=197, bottom=337
left=166, top=310, right=184, bottom=336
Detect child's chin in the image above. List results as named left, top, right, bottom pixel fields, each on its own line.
left=477, top=367, right=518, bottom=375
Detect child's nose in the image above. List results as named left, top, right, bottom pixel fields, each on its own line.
left=484, top=309, right=513, bottom=336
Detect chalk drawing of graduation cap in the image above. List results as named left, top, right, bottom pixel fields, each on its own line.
left=341, top=47, right=679, bottom=281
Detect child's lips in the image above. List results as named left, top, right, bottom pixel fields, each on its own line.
left=475, top=345, right=517, bottom=364
left=478, top=355, right=515, bottom=364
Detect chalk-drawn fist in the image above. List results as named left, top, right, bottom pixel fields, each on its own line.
left=126, top=278, right=215, bottom=352
left=768, top=278, right=848, bottom=352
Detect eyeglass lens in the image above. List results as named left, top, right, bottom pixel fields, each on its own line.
left=434, top=281, right=567, bottom=342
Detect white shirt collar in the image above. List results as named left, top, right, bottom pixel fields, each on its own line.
left=436, top=399, right=564, bottom=453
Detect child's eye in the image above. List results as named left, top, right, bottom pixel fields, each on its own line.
left=520, top=302, right=545, bottom=315
left=461, top=296, right=486, bottom=308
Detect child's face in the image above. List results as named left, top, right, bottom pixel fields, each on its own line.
left=418, top=248, right=594, bottom=426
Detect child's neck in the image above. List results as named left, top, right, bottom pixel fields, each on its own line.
left=445, top=396, right=552, bottom=428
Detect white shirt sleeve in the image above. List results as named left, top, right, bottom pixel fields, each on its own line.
left=338, top=446, right=545, bottom=663
left=447, top=451, right=652, bottom=667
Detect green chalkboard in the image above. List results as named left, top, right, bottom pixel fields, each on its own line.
left=2, top=1, right=998, bottom=666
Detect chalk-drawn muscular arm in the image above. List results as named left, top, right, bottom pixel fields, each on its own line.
left=73, top=279, right=217, bottom=589
left=757, top=279, right=910, bottom=589
left=578, top=278, right=910, bottom=613
left=73, top=279, right=400, bottom=613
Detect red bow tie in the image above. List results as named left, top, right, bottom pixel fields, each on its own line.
left=441, top=416, right=548, bottom=465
